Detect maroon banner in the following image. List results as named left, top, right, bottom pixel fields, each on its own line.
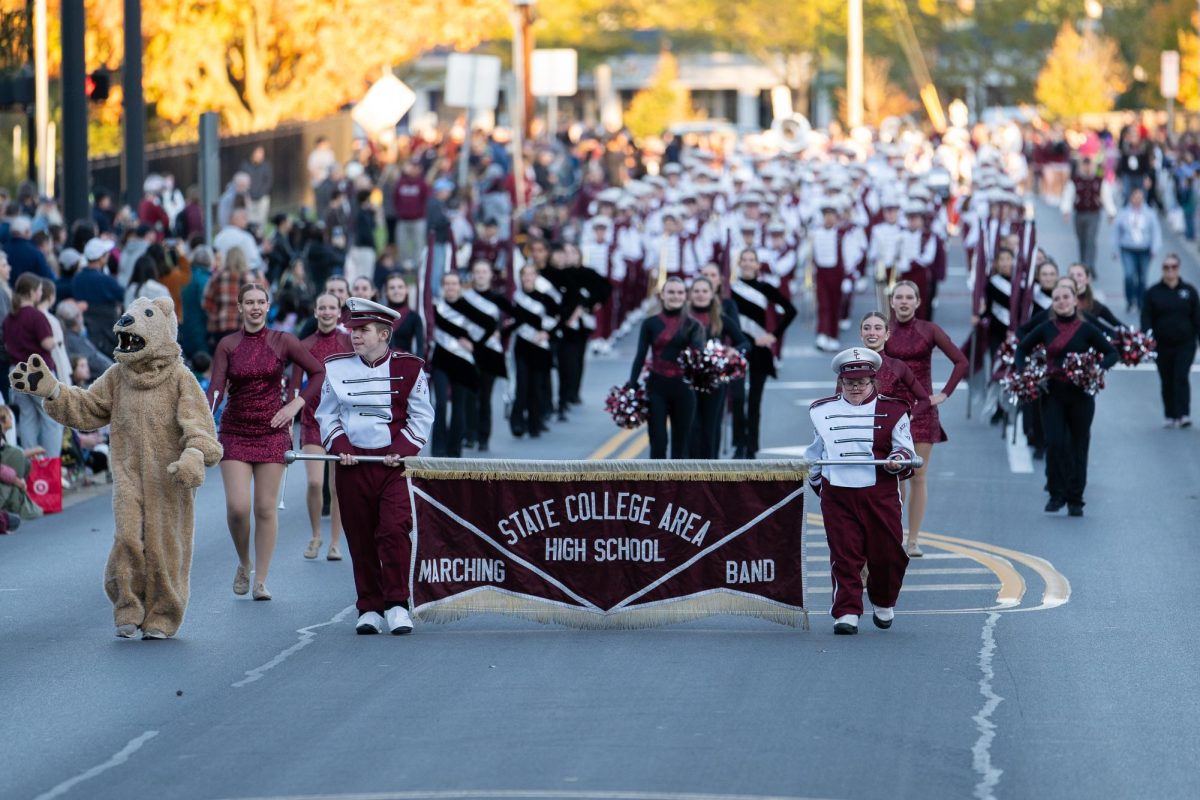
left=406, top=460, right=810, bottom=629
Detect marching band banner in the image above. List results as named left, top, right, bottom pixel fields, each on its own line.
left=405, top=459, right=810, bottom=629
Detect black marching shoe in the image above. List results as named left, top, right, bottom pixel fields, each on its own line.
left=833, top=615, right=859, bottom=635
left=1045, top=497, right=1066, bottom=513
left=1067, top=503, right=1084, bottom=517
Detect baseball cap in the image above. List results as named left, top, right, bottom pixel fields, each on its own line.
left=84, top=238, right=115, bottom=262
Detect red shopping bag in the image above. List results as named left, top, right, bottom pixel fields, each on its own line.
left=28, top=456, right=63, bottom=514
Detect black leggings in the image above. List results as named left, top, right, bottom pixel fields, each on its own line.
left=690, top=384, right=727, bottom=459
left=432, top=368, right=474, bottom=458
left=647, top=373, right=697, bottom=459
left=511, top=356, right=549, bottom=436
left=1041, top=382, right=1094, bottom=506
left=733, top=364, right=770, bottom=456
left=466, top=372, right=497, bottom=446
left=1156, top=343, right=1195, bottom=420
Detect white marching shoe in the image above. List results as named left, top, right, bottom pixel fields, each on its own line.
left=872, top=606, right=895, bottom=629
left=355, top=611, right=385, bottom=635
left=385, top=606, right=414, bottom=635
left=833, top=614, right=859, bottom=635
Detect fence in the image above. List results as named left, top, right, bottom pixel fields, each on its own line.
left=87, top=113, right=355, bottom=214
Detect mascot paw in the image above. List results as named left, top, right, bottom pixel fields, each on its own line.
left=10, top=355, right=59, bottom=399
left=167, top=447, right=206, bottom=489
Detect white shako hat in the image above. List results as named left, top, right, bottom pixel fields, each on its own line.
left=831, top=347, right=882, bottom=378
left=344, top=297, right=400, bottom=329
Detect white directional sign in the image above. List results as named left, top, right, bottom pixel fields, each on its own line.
left=531, top=49, right=578, bottom=97
left=445, top=53, right=502, bottom=110
left=1161, top=50, right=1180, bottom=100
left=351, top=74, right=417, bottom=134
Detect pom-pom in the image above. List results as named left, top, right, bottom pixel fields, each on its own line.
left=678, top=340, right=747, bottom=393
left=1112, top=328, right=1157, bottom=367
left=999, top=344, right=1046, bottom=404
left=1063, top=350, right=1107, bottom=396
left=605, top=384, right=648, bottom=429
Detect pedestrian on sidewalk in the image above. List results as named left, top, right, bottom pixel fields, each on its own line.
left=1141, top=254, right=1200, bottom=428
left=1112, top=188, right=1162, bottom=313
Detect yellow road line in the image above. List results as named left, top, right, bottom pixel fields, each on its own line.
left=921, top=532, right=1071, bottom=610
left=585, top=427, right=640, bottom=460
left=615, top=433, right=649, bottom=460
left=918, top=539, right=1024, bottom=608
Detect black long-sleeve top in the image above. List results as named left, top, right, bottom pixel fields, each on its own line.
left=1141, top=280, right=1200, bottom=347
left=629, top=307, right=705, bottom=382
left=1016, top=313, right=1118, bottom=382
left=389, top=304, right=425, bottom=357
left=689, top=302, right=750, bottom=353
left=1018, top=301, right=1124, bottom=340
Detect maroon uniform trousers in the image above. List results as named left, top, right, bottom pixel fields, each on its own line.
left=820, top=480, right=909, bottom=618
left=336, top=464, right=413, bottom=614
left=815, top=267, right=844, bottom=339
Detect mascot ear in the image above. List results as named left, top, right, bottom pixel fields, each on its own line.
left=152, top=296, right=176, bottom=319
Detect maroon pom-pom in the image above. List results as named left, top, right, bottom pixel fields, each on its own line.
left=605, top=384, right=649, bottom=429
left=1063, top=350, right=1107, bottom=396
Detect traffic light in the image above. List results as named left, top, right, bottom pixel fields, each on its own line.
left=86, top=68, right=110, bottom=102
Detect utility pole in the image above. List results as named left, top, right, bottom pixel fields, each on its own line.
left=33, top=0, right=48, bottom=193
left=847, top=0, right=864, bottom=129
left=515, top=0, right=536, bottom=140
left=61, top=0, right=89, bottom=225
left=123, top=0, right=145, bottom=209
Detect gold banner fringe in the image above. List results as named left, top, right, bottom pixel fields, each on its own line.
left=414, top=587, right=809, bottom=631
left=404, top=458, right=811, bottom=482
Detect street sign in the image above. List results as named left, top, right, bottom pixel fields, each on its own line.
left=445, top=53, right=502, bottom=110
left=352, top=74, right=416, bottom=135
left=1161, top=50, right=1180, bottom=100
left=531, top=49, right=578, bottom=97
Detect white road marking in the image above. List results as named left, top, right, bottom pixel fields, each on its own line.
left=212, top=791, right=842, bottom=800
left=1004, top=423, right=1034, bottom=474
left=888, top=584, right=1001, bottom=591
left=971, top=612, right=1004, bottom=800
left=33, top=730, right=159, bottom=800
left=232, top=605, right=356, bottom=688
left=806, top=568, right=993, bottom=575
left=792, top=398, right=825, bottom=407
left=1111, top=362, right=1199, bottom=373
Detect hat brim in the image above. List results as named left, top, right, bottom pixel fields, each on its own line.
left=839, top=365, right=878, bottom=378
left=344, top=316, right=390, bottom=329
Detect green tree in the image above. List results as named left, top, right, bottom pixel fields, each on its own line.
left=1035, top=22, right=1128, bottom=121
left=623, top=51, right=695, bottom=140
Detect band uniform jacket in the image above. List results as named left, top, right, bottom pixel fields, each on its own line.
left=803, top=392, right=915, bottom=491
left=315, top=350, right=434, bottom=457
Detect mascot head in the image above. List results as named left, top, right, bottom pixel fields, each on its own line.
left=113, top=297, right=183, bottom=377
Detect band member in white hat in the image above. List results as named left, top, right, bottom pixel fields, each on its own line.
left=316, top=297, right=434, bottom=635
left=804, top=348, right=915, bottom=635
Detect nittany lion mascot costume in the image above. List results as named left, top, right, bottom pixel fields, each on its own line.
left=12, top=296, right=222, bottom=640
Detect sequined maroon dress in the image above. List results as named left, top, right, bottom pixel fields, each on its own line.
left=874, top=353, right=931, bottom=420
left=884, top=317, right=968, bottom=443
left=297, top=327, right=352, bottom=447
left=207, top=328, right=326, bottom=463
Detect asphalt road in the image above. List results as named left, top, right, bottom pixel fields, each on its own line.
left=2, top=200, right=1199, bottom=800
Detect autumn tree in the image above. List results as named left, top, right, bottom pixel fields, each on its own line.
left=623, top=51, right=694, bottom=141
left=14, top=0, right=510, bottom=135
left=1035, top=22, right=1128, bottom=122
